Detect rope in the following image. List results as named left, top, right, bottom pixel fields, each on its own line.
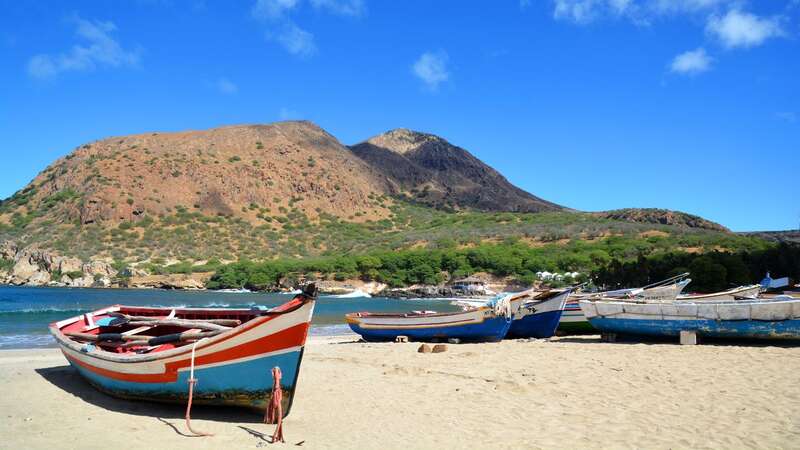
left=185, top=339, right=213, bottom=437
left=264, top=366, right=285, bottom=443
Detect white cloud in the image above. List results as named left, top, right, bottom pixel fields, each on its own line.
left=412, top=51, right=449, bottom=91
left=252, top=0, right=300, bottom=20
left=706, top=9, right=785, bottom=49
left=550, top=0, right=740, bottom=24
left=216, top=78, right=238, bottom=94
left=27, top=16, right=139, bottom=79
left=670, top=47, right=712, bottom=75
left=609, top=0, right=634, bottom=14
left=310, top=0, right=366, bottom=17
left=270, top=22, right=316, bottom=57
left=650, top=0, right=729, bottom=14
left=553, top=0, right=603, bottom=24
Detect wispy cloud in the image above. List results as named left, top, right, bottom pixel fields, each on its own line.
left=650, top=0, right=730, bottom=15
left=216, top=78, right=238, bottom=94
left=670, top=47, right=712, bottom=75
left=550, top=0, right=737, bottom=25
left=706, top=9, right=785, bottom=49
left=553, top=0, right=604, bottom=24
left=269, top=22, right=316, bottom=57
left=310, top=0, right=366, bottom=17
left=279, top=107, right=301, bottom=120
left=252, top=0, right=300, bottom=20
left=252, top=0, right=360, bottom=57
left=27, top=15, right=140, bottom=79
left=412, top=51, right=449, bottom=91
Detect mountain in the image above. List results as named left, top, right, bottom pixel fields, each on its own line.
left=349, top=129, right=564, bottom=213
left=1, top=120, right=763, bottom=289
left=0, top=121, right=392, bottom=227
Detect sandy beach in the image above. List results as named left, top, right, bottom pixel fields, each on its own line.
left=1, top=335, right=799, bottom=450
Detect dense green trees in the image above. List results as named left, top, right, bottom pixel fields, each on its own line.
left=592, top=243, right=800, bottom=292
left=206, top=240, right=800, bottom=293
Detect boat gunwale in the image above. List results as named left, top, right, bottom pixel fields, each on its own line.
left=49, top=297, right=314, bottom=364
left=579, top=296, right=800, bottom=307
left=676, top=284, right=761, bottom=300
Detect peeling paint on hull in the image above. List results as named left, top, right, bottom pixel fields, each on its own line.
left=508, top=310, right=564, bottom=339
left=587, top=318, right=800, bottom=340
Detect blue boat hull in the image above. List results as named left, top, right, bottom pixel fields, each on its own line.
left=587, top=317, right=800, bottom=340
left=507, top=310, right=565, bottom=339
left=348, top=316, right=512, bottom=342
left=65, top=348, right=305, bottom=412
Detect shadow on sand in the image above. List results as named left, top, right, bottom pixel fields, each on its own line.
left=34, top=364, right=264, bottom=426
left=552, top=334, right=800, bottom=348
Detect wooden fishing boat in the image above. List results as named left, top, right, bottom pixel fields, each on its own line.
left=677, top=284, right=761, bottom=301
left=506, top=288, right=572, bottom=339
left=453, top=288, right=573, bottom=339
left=345, top=295, right=524, bottom=342
left=49, top=287, right=317, bottom=414
left=557, top=275, right=691, bottom=334
left=579, top=295, right=800, bottom=340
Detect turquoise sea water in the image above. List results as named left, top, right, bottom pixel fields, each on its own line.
left=0, top=286, right=459, bottom=349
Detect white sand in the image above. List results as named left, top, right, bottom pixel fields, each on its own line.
left=1, top=335, right=799, bottom=449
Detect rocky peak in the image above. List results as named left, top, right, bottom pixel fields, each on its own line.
left=350, top=129, right=564, bottom=213
left=364, top=128, right=444, bottom=155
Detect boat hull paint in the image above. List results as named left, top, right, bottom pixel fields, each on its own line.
left=508, top=310, right=564, bottom=338
left=348, top=315, right=512, bottom=342
left=557, top=301, right=593, bottom=334
left=66, top=347, right=303, bottom=411
left=51, top=299, right=315, bottom=414
left=507, top=291, right=571, bottom=339
left=587, top=317, right=800, bottom=340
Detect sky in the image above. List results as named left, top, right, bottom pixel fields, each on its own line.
left=0, top=0, right=798, bottom=232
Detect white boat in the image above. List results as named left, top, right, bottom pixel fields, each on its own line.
left=677, top=284, right=761, bottom=301
left=559, top=274, right=691, bottom=333
left=580, top=295, right=800, bottom=341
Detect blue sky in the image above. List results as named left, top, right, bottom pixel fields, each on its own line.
left=1, top=0, right=798, bottom=232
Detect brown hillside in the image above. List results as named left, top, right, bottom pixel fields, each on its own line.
left=596, top=209, right=729, bottom=232
left=2, top=121, right=392, bottom=227
left=349, top=129, right=564, bottom=213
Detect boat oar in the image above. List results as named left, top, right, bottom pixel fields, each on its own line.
left=118, top=330, right=226, bottom=348
left=109, top=312, right=241, bottom=328
left=125, top=319, right=234, bottom=332
left=66, top=332, right=154, bottom=342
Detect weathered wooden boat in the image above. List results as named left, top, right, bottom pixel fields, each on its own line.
left=558, top=274, right=691, bottom=334
left=676, top=284, right=761, bottom=301
left=49, top=287, right=317, bottom=414
left=506, top=288, right=573, bottom=338
left=579, top=295, right=800, bottom=340
left=345, top=295, right=524, bottom=342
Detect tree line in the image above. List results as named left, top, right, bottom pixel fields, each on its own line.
left=206, top=241, right=800, bottom=293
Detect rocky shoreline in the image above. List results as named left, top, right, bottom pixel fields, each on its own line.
left=0, top=241, right=531, bottom=296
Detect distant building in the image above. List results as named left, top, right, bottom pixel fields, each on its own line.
left=450, top=277, right=493, bottom=295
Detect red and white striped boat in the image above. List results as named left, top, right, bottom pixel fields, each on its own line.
left=49, top=287, right=317, bottom=415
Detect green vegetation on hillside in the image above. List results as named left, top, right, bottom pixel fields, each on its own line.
left=0, top=199, right=770, bottom=263
left=204, top=239, right=794, bottom=293
left=3, top=191, right=787, bottom=293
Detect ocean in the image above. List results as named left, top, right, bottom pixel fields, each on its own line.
left=0, top=286, right=460, bottom=349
